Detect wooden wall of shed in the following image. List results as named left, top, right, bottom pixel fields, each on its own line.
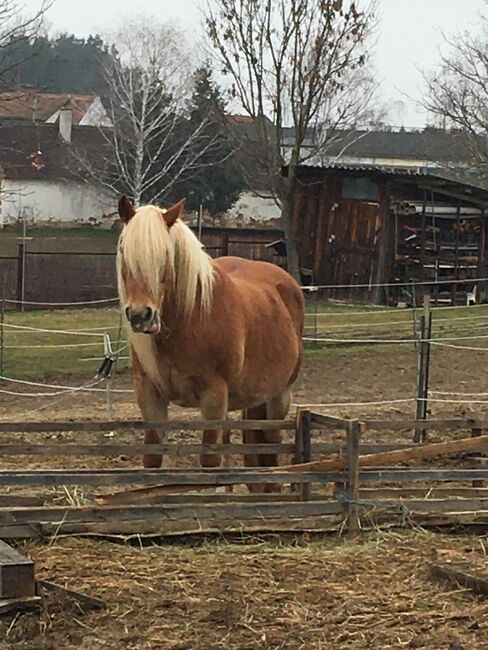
left=199, top=226, right=283, bottom=263
left=294, top=170, right=390, bottom=302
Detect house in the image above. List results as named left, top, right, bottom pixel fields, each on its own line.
left=291, top=163, right=488, bottom=305
left=0, top=87, right=116, bottom=227
left=0, top=113, right=115, bottom=228
left=0, top=86, right=111, bottom=127
left=285, top=126, right=471, bottom=171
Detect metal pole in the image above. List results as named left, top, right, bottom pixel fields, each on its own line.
left=414, top=295, right=431, bottom=442
left=105, top=378, right=113, bottom=420
left=314, top=288, right=318, bottom=341
left=198, top=203, right=203, bottom=241
left=411, top=281, right=418, bottom=343
left=0, top=285, right=4, bottom=376
left=21, top=215, right=27, bottom=312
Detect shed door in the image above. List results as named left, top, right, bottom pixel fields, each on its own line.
left=324, top=199, right=381, bottom=298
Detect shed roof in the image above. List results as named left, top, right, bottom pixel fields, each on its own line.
left=295, top=162, right=488, bottom=208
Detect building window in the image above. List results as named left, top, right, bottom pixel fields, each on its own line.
left=341, top=177, right=379, bottom=200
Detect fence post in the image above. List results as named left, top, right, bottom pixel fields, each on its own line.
left=0, top=283, right=4, bottom=376
left=16, top=242, right=25, bottom=312
left=294, top=409, right=312, bottom=500
left=414, top=295, right=432, bottom=443
left=346, top=419, right=361, bottom=535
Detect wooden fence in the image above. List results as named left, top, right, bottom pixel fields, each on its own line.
left=0, top=412, right=488, bottom=540
left=2, top=226, right=284, bottom=309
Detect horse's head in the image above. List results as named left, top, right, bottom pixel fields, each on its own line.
left=117, top=195, right=185, bottom=334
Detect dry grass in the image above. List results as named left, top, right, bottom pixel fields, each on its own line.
left=1, top=530, right=488, bottom=649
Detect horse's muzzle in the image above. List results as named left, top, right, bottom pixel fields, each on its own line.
left=125, top=306, right=160, bottom=334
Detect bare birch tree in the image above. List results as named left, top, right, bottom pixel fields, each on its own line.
left=75, top=20, right=233, bottom=207
left=424, top=15, right=488, bottom=178
left=205, top=0, right=377, bottom=280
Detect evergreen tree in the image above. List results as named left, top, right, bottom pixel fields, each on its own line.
left=1, top=33, right=111, bottom=95
left=172, top=64, right=244, bottom=214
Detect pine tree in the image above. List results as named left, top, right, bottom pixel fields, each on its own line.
left=172, top=64, right=244, bottom=214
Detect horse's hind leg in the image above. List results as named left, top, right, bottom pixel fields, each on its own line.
left=242, top=403, right=267, bottom=493
left=261, top=388, right=293, bottom=493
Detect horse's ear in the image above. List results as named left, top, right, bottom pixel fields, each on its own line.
left=118, top=195, right=136, bottom=224
left=162, top=198, right=186, bottom=228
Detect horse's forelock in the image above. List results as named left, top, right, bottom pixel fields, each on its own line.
left=117, top=204, right=214, bottom=316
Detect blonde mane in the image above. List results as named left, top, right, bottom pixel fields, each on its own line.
left=117, top=205, right=214, bottom=317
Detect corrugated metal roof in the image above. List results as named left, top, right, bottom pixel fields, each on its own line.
left=295, top=161, right=488, bottom=206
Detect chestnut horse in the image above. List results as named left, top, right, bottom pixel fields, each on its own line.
left=117, top=195, right=304, bottom=481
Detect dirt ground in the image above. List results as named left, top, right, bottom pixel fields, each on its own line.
left=1, top=347, right=488, bottom=649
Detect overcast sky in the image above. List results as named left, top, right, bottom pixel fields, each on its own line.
left=25, top=0, right=487, bottom=127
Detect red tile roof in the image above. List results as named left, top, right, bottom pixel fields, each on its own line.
left=0, top=86, right=97, bottom=124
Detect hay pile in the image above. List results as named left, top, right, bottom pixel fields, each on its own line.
left=1, top=529, right=488, bottom=649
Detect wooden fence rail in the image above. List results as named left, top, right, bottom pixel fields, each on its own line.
left=0, top=411, right=486, bottom=539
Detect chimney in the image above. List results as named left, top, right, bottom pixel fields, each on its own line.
left=59, top=106, right=72, bottom=143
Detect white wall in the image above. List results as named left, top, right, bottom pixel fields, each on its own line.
left=0, top=178, right=117, bottom=228
left=220, top=191, right=281, bottom=227
left=79, top=98, right=113, bottom=127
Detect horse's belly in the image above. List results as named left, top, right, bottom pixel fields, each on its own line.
left=167, top=370, right=201, bottom=407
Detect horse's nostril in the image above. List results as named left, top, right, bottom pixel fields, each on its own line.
left=143, top=307, right=153, bottom=321
left=125, top=306, right=131, bottom=321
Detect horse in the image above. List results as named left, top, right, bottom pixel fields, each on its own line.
left=116, top=195, right=304, bottom=488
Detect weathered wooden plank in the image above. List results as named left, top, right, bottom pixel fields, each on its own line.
left=96, top=491, right=308, bottom=506
left=0, top=515, right=346, bottom=540
left=0, top=442, right=436, bottom=457
left=0, top=419, right=295, bottom=434
left=356, top=469, right=488, bottom=483
left=0, top=501, right=344, bottom=526
left=0, top=443, right=296, bottom=457
left=99, top=486, right=488, bottom=506
left=283, top=432, right=488, bottom=473
left=0, top=469, right=335, bottom=487
left=358, top=487, right=488, bottom=499
left=431, top=562, right=488, bottom=596
left=37, top=580, right=105, bottom=610
left=0, top=596, right=41, bottom=615
left=0, top=540, right=35, bottom=599
left=0, top=495, right=43, bottom=507
left=2, top=496, right=487, bottom=529
left=309, top=413, right=349, bottom=429
left=362, top=419, right=475, bottom=432
left=1, top=467, right=488, bottom=488
left=0, top=524, right=43, bottom=541
left=4, top=508, right=488, bottom=540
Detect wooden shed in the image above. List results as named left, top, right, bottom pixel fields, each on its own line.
left=293, top=164, right=488, bottom=304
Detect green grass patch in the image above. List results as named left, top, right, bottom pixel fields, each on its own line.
left=1, top=301, right=487, bottom=380
left=1, top=307, right=128, bottom=379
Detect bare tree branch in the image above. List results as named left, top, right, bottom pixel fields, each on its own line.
left=71, top=19, right=234, bottom=207
left=205, top=0, right=377, bottom=279
left=423, top=15, right=488, bottom=178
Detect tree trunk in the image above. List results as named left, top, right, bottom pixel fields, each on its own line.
left=280, top=166, right=300, bottom=282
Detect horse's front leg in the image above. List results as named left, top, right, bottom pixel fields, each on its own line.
left=133, top=359, right=168, bottom=468
left=200, top=379, right=228, bottom=468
